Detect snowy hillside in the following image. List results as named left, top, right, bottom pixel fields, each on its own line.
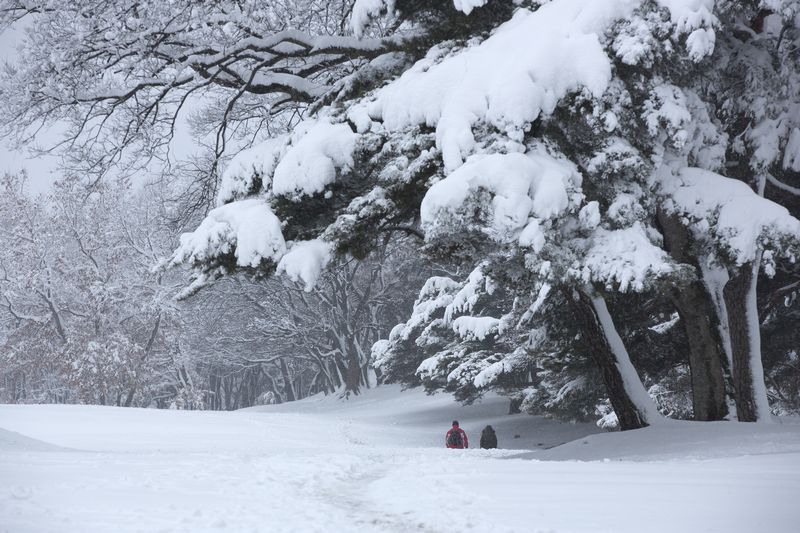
left=2, top=386, right=799, bottom=533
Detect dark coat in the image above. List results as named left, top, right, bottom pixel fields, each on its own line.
left=480, top=425, right=497, bottom=449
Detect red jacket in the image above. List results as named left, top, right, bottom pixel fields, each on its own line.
left=445, top=427, right=468, bottom=448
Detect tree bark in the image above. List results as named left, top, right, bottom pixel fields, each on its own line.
left=344, top=348, right=363, bottom=396
left=278, top=358, right=297, bottom=402
left=672, top=290, right=729, bottom=420
left=658, top=209, right=728, bottom=420
left=724, top=260, right=772, bottom=422
left=570, top=289, right=662, bottom=430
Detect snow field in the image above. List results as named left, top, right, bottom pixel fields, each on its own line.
left=2, top=386, right=800, bottom=533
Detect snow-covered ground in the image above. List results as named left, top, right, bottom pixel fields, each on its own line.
left=2, top=386, right=800, bottom=533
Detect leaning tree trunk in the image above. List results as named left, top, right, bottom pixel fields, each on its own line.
left=723, top=258, right=772, bottom=422
left=658, top=209, right=728, bottom=420
left=571, top=288, right=663, bottom=430
left=700, top=263, right=734, bottom=375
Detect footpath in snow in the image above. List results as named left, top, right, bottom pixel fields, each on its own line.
left=2, top=385, right=800, bottom=533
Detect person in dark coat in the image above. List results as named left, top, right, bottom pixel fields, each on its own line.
left=480, top=425, right=497, bottom=449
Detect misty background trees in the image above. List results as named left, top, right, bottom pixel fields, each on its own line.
left=1, top=0, right=799, bottom=430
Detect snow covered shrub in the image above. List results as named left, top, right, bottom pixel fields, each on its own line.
left=595, top=401, right=619, bottom=431
left=256, top=391, right=280, bottom=406
left=648, top=369, right=694, bottom=420
left=169, top=386, right=205, bottom=411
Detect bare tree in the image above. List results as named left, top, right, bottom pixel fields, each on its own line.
left=183, top=242, right=423, bottom=403
left=0, top=172, right=192, bottom=406
left=0, top=0, right=415, bottom=185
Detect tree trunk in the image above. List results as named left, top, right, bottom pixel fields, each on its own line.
left=344, top=348, right=362, bottom=396
left=672, top=289, right=729, bottom=421
left=295, top=373, right=303, bottom=401
left=278, top=358, right=296, bottom=402
left=658, top=209, right=728, bottom=420
left=571, top=289, right=663, bottom=430
left=724, top=259, right=772, bottom=422
left=123, top=387, right=136, bottom=408
left=700, top=263, right=735, bottom=377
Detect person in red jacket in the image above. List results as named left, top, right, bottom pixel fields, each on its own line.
left=445, top=420, right=468, bottom=449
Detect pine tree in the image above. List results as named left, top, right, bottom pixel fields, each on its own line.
left=5, top=0, right=800, bottom=425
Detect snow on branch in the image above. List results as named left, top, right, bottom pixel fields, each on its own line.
left=452, top=315, right=501, bottom=341
left=574, top=223, right=678, bottom=293
left=661, top=167, right=800, bottom=266
left=443, top=267, right=488, bottom=323
left=351, top=0, right=491, bottom=37
left=277, top=239, right=334, bottom=292
left=367, top=1, right=631, bottom=170
left=766, top=173, right=800, bottom=197
left=216, top=118, right=359, bottom=204
left=393, top=276, right=461, bottom=341
left=272, top=120, right=359, bottom=199
left=656, top=0, right=717, bottom=60
left=0, top=0, right=420, bottom=178
left=217, top=136, right=288, bottom=205
left=170, top=199, right=286, bottom=271
left=782, top=128, right=800, bottom=173
left=360, top=0, right=720, bottom=173
left=420, top=149, right=581, bottom=244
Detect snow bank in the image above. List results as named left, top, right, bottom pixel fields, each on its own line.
left=2, top=388, right=800, bottom=533
left=537, top=418, right=800, bottom=461
left=368, top=0, right=637, bottom=170
left=171, top=199, right=286, bottom=269
left=0, top=427, right=69, bottom=452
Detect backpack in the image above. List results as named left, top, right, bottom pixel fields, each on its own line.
left=447, top=429, right=463, bottom=447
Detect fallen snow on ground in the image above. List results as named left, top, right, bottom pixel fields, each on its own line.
left=2, top=385, right=799, bottom=533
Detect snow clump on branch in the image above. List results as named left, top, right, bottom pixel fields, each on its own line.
left=172, top=199, right=286, bottom=270
left=659, top=167, right=800, bottom=267
left=367, top=1, right=628, bottom=170
left=420, top=149, right=582, bottom=244
left=277, top=239, right=335, bottom=292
